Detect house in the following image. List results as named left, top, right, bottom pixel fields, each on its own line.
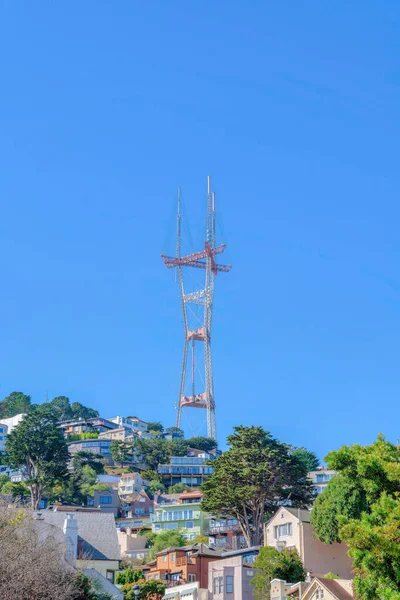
left=117, top=526, right=150, bottom=560
left=0, top=422, right=8, bottom=452
left=121, top=489, right=154, bottom=519
left=38, top=510, right=121, bottom=582
left=308, top=467, right=336, bottom=495
left=158, top=449, right=215, bottom=488
left=208, top=517, right=246, bottom=550
left=270, top=577, right=353, bottom=600
left=87, top=486, right=120, bottom=517
left=264, top=508, right=353, bottom=579
left=145, top=543, right=223, bottom=587
left=108, top=415, right=148, bottom=435
left=207, top=546, right=260, bottom=600
left=161, top=581, right=207, bottom=600
left=59, top=417, right=118, bottom=438
left=67, top=439, right=113, bottom=463
left=152, top=491, right=210, bottom=542
left=118, top=472, right=149, bottom=497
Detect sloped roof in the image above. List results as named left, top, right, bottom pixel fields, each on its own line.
left=283, top=507, right=311, bottom=523
left=38, top=511, right=121, bottom=561
left=302, top=578, right=353, bottom=600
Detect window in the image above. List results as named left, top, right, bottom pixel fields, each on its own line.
left=226, top=576, right=234, bottom=593
left=135, top=508, right=145, bottom=515
left=99, top=496, right=112, bottom=505
left=171, top=553, right=175, bottom=563
left=154, top=574, right=159, bottom=580
left=185, top=521, right=194, bottom=528
left=213, top=576, right=223, bottom=594
left=163, top=556, right=167, bottom=562
left=171, top=574, right=181, bottom=581
left=314, top=588, right=325, bottom=599
left=106, top=571, right=115, bottom=583
left=189, top=533, right=196, bottom=540
left=154, top=524, right=162, bottom=531
left=164, top=523, right=178, bottom=529
left=188, top=574, right=196, bottom=583
left=273, top=523, right=292, bottom=537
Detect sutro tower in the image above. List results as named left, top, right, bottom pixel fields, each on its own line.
left=161, top=176, right=231, bottom=441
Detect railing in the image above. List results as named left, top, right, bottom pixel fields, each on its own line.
left=209, top=524, right=242, bottom=535
left=176, top=557, right=194, bottom=567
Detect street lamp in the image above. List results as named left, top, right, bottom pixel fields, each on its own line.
left=133, top=584, right=140, bottom=599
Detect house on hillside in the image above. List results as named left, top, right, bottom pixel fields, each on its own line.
left=121, top=489, right=153, bottom=519
left=153, top=491, right=210, bottom=541
left=264, top=507, right=353, bottom=579
left=308, top=467, right=336, bottom=495
left=270, top=577, right=354, bottom=600
left=207, top=546, right=260, bottom=600
left=87, top=486, right=120, bottom=517
left=145, top=543, right=223, bottom=587
left=37, top=510, right=121, bottom=583
left=158, top=449, right=215, bottom=488
left=118, top=472, right=149, bottom=497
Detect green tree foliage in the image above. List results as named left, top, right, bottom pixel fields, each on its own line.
left=168, top=438, right=188, bottom=456
left=147, top=421, right=164, bottom=434
left=201, top=426, right=314, bottom=546
left=51, top=451, right=105, bottom=504
left=116, top=568, right=143, bottom=585
left=122, top=580, right=166, bottom=600
left=2, top=481, right=30, bottom=499
left=168, top=483, right=191, bottom=493
left=0, top=391, right=31, bottom=419
left=291, top=447, right=320, bottom=472
left=5, top=405, right=69, bottom=509
left=0, top=473, right=10, bottom=491
left=192, top=534, right=209, bottom=544
left=186, top=436, right=217, bottom=452
left=49, top=396, right=73, bottom=420
left=149, top=529, right=186, bottom=558
left=110, top=440, right=133, bottom=466
left=134, top=438, right=171, bottom=471
left=251, top=547, right=306, bottom=600
left=165, top=426, right=184, bottom=438
left=70, top=401, right=99, bottom=420
left=311, top=435, right=400, bottom=599
left=148, top=479, right=166, bottom=494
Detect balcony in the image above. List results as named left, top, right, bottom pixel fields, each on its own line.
left=209, top=524, right=242, bottom=535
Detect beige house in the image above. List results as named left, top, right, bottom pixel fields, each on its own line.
left=264, top=508, right=352, bottom=579
left=207, top=546, right=260, bottom=600
left=118, top=472, right=149, bottom=497
left=270, top=577, right=353, bottom=600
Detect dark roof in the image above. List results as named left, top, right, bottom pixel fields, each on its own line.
left=155, top=543, right=224, bottom=558
left=39, top=511, right=121, bottom=561
left=318, top=578, right=353, bottom=600
left=282, top=507, right=311, bottom=523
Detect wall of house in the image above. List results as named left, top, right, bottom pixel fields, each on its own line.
left=208, top=556, right=255, bottom=600
left=302, top=523, right=353, bottom=579
left=77, top=559, right=120, bottom=580
left=264, top=509, right=302, bottom=553
left=117, top=531, right=148, bottom=556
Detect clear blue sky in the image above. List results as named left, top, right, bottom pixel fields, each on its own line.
left=1, top=1, right=400, bottom=459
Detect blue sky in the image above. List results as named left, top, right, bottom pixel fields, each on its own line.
left=1, top=1, right=400, bottom=459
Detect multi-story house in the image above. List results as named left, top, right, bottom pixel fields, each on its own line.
left=308, top=468, right=336, bottom=495
left=67, top=439, right=113, bottom=463
left=118, top=472, right=149, bottom=497
left=121, top=489, right=153, bottom=519
left=264, top=507, right=353, bottom=578
left=270, top=576, right=354, bottom=600
left=152, top=491, right=210, bottom=542
left=108, top=416, right=148, bottom=435
left=87, top=487, right=120, bottom=517
left=208, top=517, right=246, bottom=550
left=98, top=428, right=133, bottom=442
left=145, top=543, right=223, bottom=587
left=158, top=449, right=215, bottom=488
left=59, top=417, right=118, bottom=438
left=207, top=546, right=260, bottom=600
left=0, top=422, right=8, bottom=453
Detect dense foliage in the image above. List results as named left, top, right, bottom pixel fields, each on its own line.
left=134, top=436, right=216, bottom=471
left=149, top=529, right=186, bottom=558
left=110, top=439, right=133, bottom=465
left=201, top=426, right=314, bottom=546
left=0, top=391, right=98, bottom=421
left=251, top=547, right=306, bottom=600
left=0, top=392, right=32, bottom=419
left=311, top=435, right=400, bottom=599
left=4, top=405, right=69, bottom=509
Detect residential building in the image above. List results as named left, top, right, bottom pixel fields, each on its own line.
left=87, top=487, right=120, bottom=517
left=67, top=439, right=112, bottom=462
left=59, top=417, right=118, bottom=438
left=118, top=472, right=149, bottom=497
left=270, top=577, right=353, bottom=600
left=108, top=416, right=148, bottom=435
left=117, top=527, right=150, bottom=560
left=208, top=518, right=246, bottom=550
left=264, top=508, right=353, bottom=579
left=98, top=428, right=134, bottom=442
left=207, top=546, right=260, bottom=600
left=308, top=467, right=336, bottom=495
left=158, top=450, right=215, bottom=488
left=161, top=581, right=207, bottom=600
left=152, top=491, right=210, bottom=542
left=121, top=489, right=154, bottom=519
left=38, top=511, right=121, bottom=583
left=145, top=544, right=223, bottom=587
left=0, top=413, right=25, bottom=432
left=0, top=422, right=8, bottom=453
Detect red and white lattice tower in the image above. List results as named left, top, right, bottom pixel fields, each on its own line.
left=161, top=176, right=231, bottom=441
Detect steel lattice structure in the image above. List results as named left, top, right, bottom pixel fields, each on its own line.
left=161, top=176, right=231, bottom=440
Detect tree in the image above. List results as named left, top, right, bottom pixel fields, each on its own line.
left=192, top=534, right=209, bottom=544
left=49, top=396, right=73, bottom=420
left=134, top=438, right=170, bottom=471
left=311, top=435, right=400, bottom=599
left=137, top=580, right=166, bottom=600
left=110, top=440, right=133, bottom=466
left=165, top=426, right=184, bottom=438
left=148, top=479, right=166, bottom=494
left=201, top=426, right=314, bottom=546
left=251, top=547, right=306, bottom=600
left=186, top=436, right=218, bottom=452
left=149, top=529, right=186, bottom=558
left=291, top=447, right=319, bottom=472
left=116, top=567, right=144, bottom=585
left=147, top=421, right=164, bottom=434
left=2, top=480, right=30, bottom=500
left=168, top=483, right=191, bottom=493
left=5, top=405, right=69, bottom=509
left=0, top=391, right=31, bottom=419
left=0, top=473, right=10, bottom=492
left=168, top=438, right=189, bottom=457
left=70, top=401, right=99, bottom=420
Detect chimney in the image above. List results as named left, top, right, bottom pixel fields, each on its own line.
left=232, top=532, right=239, bottom=550
left=63, top=514, right=78, bottom=566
